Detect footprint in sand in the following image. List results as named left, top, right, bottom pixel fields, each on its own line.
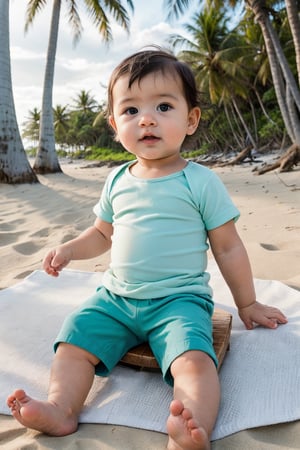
left=13, top=241, right=44, bottom=255
left=0, top=231, right=24, bottom=246
left=60, top=232, right=78, bottom=243
left=15, top=270, right=35, bottom=279
left=0, top=218, right=26, bottom=231
left=30, top=227, right=51, bottom=238
left=260, top=242, right=297, bottom=251
left=260, top=243, right=279, bottom=251
left=285, top=225, right=300, bottom=231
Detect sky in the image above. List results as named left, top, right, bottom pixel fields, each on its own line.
left=9, top=0, right=193, bottom=129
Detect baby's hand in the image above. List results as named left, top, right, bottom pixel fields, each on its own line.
left=238, top=301, right=288, bottom=330
left=43, top=248, right=72, bottom=277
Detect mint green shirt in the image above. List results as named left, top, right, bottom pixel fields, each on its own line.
left=93, top=161, right=239, bottom=299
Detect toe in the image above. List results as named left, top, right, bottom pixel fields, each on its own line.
left=169, top=399, right=184, bottom=416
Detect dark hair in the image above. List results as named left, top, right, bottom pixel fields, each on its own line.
left=107, top=47, right=199, bottom=116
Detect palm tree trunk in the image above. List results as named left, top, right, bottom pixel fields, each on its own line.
left=224, top=103, right=244, bottom=148
left=231, top=97, right=257, bottom=148
left=263, top=29, right=295, bottom=140
left=248, top=0, right=300, bottom=145
left=249, top=98, right=258, bottom=142
left=287, top=86, right=300, bottom=142
left=0, top=0, right=38, bottom=184
left=253, top=86, right=275, bottom=123
left=264, top=16, right=300, bottom=110
left=228, top=102, right=245, bottom=145
left=33, top=0, right=62, bottom=174
left=285, top=0, right=300, bottom=86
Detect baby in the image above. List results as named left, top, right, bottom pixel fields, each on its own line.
left=7, top=48, right=287, bottom=450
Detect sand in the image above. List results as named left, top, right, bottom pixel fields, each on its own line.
left=0, top=157, right=299, bottom=449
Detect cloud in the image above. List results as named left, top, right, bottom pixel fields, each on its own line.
left=13, top=85, right=43, bottom=126
left=128, top=21, right=177, bottom=49
left=9, top=0, right=190, bottom=131
left=10, top=46, right=46, bottom=61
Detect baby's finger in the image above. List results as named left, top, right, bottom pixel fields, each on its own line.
left=266, top=308, right=288, bottom=324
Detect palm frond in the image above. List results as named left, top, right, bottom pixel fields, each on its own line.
left=163, top=0, right=193, bottom=21
left=25, top=0, right=48, bottom=32
left=83, top=0, right=134, bottom=43
left=67, top=0, right=83, bottom=44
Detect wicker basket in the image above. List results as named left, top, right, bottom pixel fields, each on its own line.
left=120, top=308, right=232, bottom=372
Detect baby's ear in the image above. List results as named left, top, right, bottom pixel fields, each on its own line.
left=187, top=107, right=201, bottom=135
left=108, top=115, right=117, bottom=131
left=108, top=116, right=120, bottom=142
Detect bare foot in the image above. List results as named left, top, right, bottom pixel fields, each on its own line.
left=167, top=399, right=210, bottom=450
left=7, top=389, right=78, bottom=436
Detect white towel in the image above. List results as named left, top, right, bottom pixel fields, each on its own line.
left=0, top=261, right=299, bottom=440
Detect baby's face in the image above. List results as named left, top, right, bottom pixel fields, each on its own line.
left=109, top=71, right=200, bottom=162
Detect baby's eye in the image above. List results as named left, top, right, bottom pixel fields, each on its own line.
left=158, top=103, right=172, bottom=112
left=124, top=107, right=138, bottom=115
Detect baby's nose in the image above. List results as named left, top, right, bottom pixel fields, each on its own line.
left=139, top=113, right=156, bottom=127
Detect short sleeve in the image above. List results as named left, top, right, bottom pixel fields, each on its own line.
left=93, top=177, right=114, bottom=223
left=93, top=162, right=130, bottom=223
left=200, top=171, right=240, bottom=230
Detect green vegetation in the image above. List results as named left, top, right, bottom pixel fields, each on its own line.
left=21, top=2, right=299, bottom=164
left=181, top=149, right=207, bottom=159
left=84, top=147, right=135, bottom=161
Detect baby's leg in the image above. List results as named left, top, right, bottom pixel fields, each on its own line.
left=7, top=343, right=99, bottom=436
left=167, top=350, right=220, bottom=450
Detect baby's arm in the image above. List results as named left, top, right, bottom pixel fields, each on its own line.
left=43, top=218, right=112, bottom=277
left=208, top=220, right=287, bottom=329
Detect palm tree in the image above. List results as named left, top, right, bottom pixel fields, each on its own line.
left=0, top=0, right=38, bottom=184
left=72, top=90, right=98, bottom=114
left=166, top=0, right=300, bottom=146
left=170, top=5, right=258, bottom=148
left=285, top=0, right=300, bottom=86
left=22, top=107, right=40, bottom=148
left=53, top=104, right=70, bottom=148
left=25, top=0, right=134, bottom=174
left=246, top=0, right=300, bottom=144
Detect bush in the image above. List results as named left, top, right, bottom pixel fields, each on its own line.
left=181, top=148, right=207, bottom=159
left=84, top=147, right=135, bottom=162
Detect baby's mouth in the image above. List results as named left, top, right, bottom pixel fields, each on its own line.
left=140, top=135, right=159, bottom=141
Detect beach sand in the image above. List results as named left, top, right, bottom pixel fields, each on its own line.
left=0, top=158, right=299, bottom=449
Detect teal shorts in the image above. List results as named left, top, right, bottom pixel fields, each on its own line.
left=54, top=286, right=218, bottom=386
